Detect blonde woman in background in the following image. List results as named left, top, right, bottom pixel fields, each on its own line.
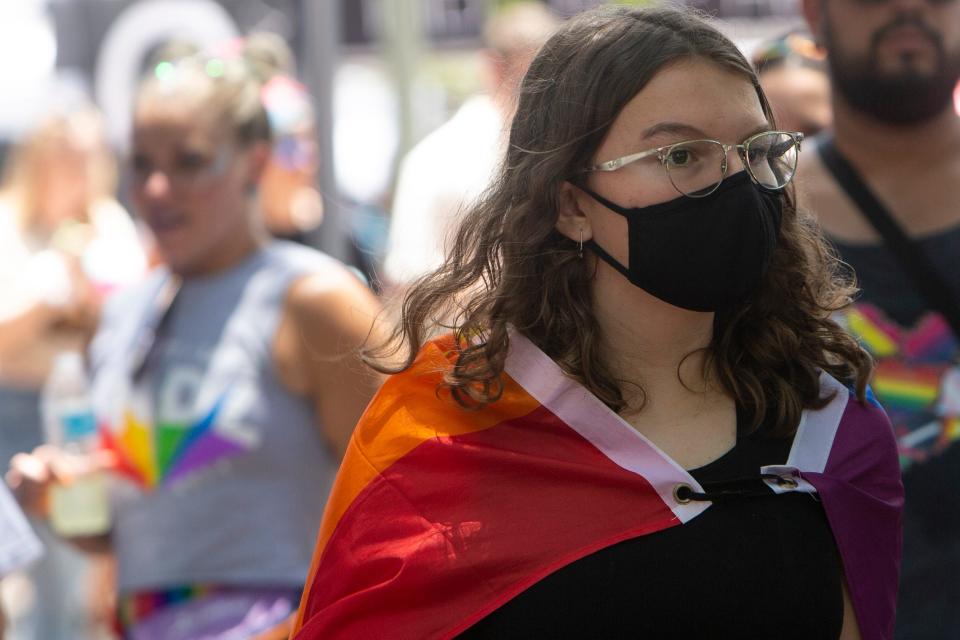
left=8, top=43, right=382, bottom=639
left=0, top=109, right=147, bottom=389
left=0, top=109, right=147, bottom=640
left=150, top=33, right=325, bottom=247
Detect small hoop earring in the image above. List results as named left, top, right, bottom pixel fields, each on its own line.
left=578, top=229, right=584, bottom=259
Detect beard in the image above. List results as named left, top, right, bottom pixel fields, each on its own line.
left=824, top=14, right=960, bottom=125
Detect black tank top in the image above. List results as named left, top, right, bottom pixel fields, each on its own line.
left=460, top=428, right=843, bottom=638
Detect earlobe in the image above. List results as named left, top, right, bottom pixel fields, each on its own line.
left=556, top=181, right=593, bottom=244
left=248, top=141, right=272, bottom=185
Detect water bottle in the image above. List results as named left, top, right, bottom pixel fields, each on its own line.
left=41, top=352, right=111, bottom=537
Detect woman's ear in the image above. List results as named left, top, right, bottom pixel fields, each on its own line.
left=245, top=141, right=272, bottom=187
left=556, top=181, right=593, bottom=244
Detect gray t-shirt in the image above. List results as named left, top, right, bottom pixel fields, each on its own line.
left=89, top=242, right=340, bottom=592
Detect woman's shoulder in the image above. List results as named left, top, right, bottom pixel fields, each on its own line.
left=268, top=241, right=375, bottom=307
left=350, top=334, right=484, bottom=425
left=836, top=381, right=894, bottom=445
left=263, top=240, right=353, bottom=278
left=371, top=335, right=461, bottom=401
left=806, top=372, right=899, bottom=481
left=345, top=335, right=462, bottom=453
left=351, top=333, right=543, bottom=455
left=809, top=371, right=892, bottom=434
left=275, top=249, right=381, bottom=356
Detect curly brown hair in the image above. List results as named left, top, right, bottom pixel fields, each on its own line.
left=369, top=4, right=872, bottom=437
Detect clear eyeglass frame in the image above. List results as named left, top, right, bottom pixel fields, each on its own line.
left=584, top=130, right=805, bottom=198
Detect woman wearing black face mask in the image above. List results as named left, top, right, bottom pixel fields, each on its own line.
left=292, top=6, right=903, bottom=640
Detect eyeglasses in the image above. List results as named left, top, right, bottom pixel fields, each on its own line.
left=584, top=130, right=804, bottom=198
left=129, top=145, right=235, bottom=191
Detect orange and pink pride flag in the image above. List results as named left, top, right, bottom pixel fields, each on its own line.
left=294, top=332, right=903, bottom=640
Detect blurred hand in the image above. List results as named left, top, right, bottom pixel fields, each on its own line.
left=6, top=445, right=115, bottom=517
left=6, top=445, right=57, bottom=517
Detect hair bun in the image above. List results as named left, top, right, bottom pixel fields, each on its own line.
left=243, top=32, right=295, bottom=85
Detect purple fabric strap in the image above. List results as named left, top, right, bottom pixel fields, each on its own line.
left=805, top=396, right=904, bottom=640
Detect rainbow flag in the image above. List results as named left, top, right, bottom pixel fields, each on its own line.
left=293, top=333, right=903, bottom=640
left=873, top=358, right=946, bottom=414
left=843, top=303, right=955, bottom=363
left=837, top=303, right=960, bottom=470
left=99, top=390, right=252, bottom=491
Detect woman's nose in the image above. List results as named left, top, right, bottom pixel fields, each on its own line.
left=725, top=146, right=748, bottom=175
left=143, top=170, right=172, bottom=198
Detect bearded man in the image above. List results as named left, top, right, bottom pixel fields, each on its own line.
left=800, top=1, right=960, bottom=637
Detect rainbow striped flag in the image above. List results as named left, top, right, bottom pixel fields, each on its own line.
left=293, top=333, right=903, bottom=640
left=837, top=303, right=960, bottom=469
left=99, top=390, right=254, bottom=492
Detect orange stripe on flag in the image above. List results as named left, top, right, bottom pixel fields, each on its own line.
left=294, top=337, right=540, bottom=633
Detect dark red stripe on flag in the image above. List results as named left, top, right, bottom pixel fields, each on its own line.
left=297, top=405, right=679, bottom=639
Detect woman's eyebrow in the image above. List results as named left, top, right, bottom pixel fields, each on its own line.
left=640, top=121, right=774, bottom=142
left=640, top=122, right=709, bottom=140
left=743, top=123, right=775, bottom=138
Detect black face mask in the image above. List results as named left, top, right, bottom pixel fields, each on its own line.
left=580, top=171, right=783, bottom=312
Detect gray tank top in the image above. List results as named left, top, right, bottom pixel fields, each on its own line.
left=89, top=242, right=340, bottom=592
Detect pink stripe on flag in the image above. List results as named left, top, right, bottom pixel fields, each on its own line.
left=505, top=331, right=709, bottom=523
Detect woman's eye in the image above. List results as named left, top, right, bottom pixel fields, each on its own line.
left=131, top=155, right=152, bottom=174
left=667, top=148, right=694, bottom=167
left=747, top=147, right=766, bottom=163
left=177, top=152, right=211, bottom=172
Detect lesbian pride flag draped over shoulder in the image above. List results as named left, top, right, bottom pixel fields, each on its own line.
left=294, top=333, right=903, bottom=640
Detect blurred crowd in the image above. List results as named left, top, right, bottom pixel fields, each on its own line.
left=0, top=5, right=558, bottom=637
left=1, top=0, right=959, bottom=639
